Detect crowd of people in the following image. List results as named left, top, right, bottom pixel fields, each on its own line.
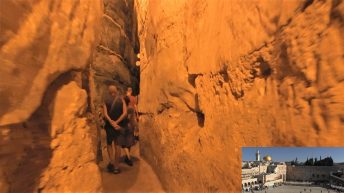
left=102, top=85, right=139, bottom=174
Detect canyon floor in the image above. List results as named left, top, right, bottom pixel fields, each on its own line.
left=99, top=130, right=165, bottom=193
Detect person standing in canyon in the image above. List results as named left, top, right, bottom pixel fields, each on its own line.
left=117, top=87, right=139, bottom=166
left=117, top=107, right=137, bottom=166
left=126, top=87, right=139, bottom=138
left=103, top=85, right=128, bottom=174
left=126, top=87, right=139, bottom=120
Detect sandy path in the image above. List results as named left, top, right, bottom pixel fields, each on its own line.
left=99, top=130, right=165, bottom=193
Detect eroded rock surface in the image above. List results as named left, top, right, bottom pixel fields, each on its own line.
left=0, top=77, right=102, bottom=193
left=136, top=0, right=344, bottom=192
left=0, top=0, right=102, bottom=126
left=38, top=81, right=102, bottom=193
left=0, top=1, right=102, bottom=192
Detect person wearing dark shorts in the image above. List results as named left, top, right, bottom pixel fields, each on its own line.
left=103, top=85, right=127, bottom=174
left=117, top=107, right=137, bottom=166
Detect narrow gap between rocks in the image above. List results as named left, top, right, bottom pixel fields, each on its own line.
left=89, top=1, right=165, bottom=193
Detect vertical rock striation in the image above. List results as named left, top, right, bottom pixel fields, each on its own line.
left=136, top=0, right=344, bottom=192
left=89, top=0, right=140, bottom=111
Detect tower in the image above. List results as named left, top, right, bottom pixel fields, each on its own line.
left=256, top=150, right=260, bottom=161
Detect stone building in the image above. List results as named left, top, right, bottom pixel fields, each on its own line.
left=242, top=178, right=259, bottom=191
left=242, top=150, right=287, bottom=190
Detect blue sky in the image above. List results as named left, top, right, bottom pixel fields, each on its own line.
left=242, top=147, right=344, bottom=163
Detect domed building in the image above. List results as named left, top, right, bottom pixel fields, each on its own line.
left=242, top=150, right=286, bottom=191
left=263, top=155, right=272, bottom=162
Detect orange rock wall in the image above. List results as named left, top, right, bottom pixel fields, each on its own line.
left=136, top=0, right=344, bottom=192
left=0, top=1, right=103, bottom=192
left=0, top=0, right=102, bottom=126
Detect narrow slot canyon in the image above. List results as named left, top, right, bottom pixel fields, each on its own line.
left=0, top=0, right=343, bottom=193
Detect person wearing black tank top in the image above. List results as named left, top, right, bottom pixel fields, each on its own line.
left=102, top=85, right=127, bottom=174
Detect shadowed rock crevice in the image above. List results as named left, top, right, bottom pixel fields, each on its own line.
left=301, top=0, right=315, bottom=12
left=196, top=111, right=205, bottom=128
left=330, top=0, right=344, bottom=24
left=188, top=74, right=202, bottom=88
left=194, top=94, right=205, bottom=128
left=255, top=57, right=272, bottom=78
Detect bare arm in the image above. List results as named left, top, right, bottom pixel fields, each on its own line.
left=134, top=96, right=139, bottom=118
left=103, top=103, right=112, bottom=122
left=115, top=98, right=127, bottom=124
left=103, top=103, right=119, bottom=128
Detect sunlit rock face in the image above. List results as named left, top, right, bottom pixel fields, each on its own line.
left=0, top=0, right=102, bottom=126
left=0, top=1, right=102, bottom=192
left=136, top=0, right=344, bottom=192
left=89, top=0, right=140, bottom=111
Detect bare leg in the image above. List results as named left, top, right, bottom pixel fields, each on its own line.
left=123, top=147, right=133, bottom=166
left=114, top=143, right=121, bottom=168
left=107, top=144, right=114, bottom=164
left=124, top=148, right=131, bottom=159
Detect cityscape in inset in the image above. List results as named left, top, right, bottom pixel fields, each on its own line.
left=242, top=148, right=344, bottom=192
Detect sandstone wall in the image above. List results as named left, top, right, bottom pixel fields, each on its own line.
left=0, top=1, right=103, bottom=192
left=0, top=0, right=101, bottom=126
left=136, top=0, right=344, bottom=192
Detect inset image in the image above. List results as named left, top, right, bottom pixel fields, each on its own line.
left=242, top=147, right=344, bottom=192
